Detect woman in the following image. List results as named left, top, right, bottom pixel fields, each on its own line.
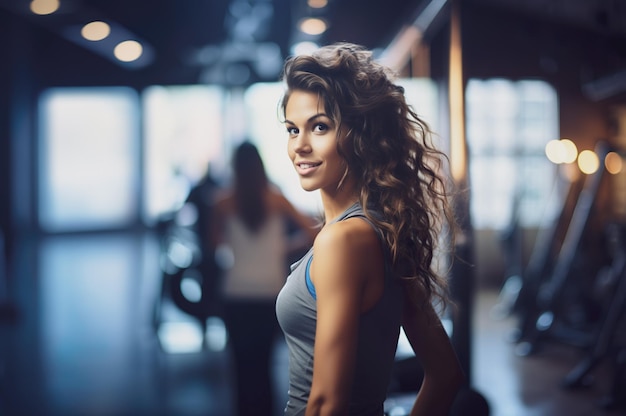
left=212, top=141, right=317, bottom=416
left=275, top=43, right=464, bottom=415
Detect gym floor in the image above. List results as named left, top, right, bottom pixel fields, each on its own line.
left=0, top=231, right=624, bottom=415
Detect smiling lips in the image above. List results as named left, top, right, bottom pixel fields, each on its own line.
left=296, top=161, right=321, bottom=175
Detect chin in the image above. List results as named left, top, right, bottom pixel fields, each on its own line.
left=299, top=180, right=319, bottom=193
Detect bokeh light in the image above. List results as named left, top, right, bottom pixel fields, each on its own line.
left=545, top=138, right=578, bottom=164
left=114, top=40, right=143, bottom=62
left=577, top=149, right=600, bottom=174
left=605, top=151, right=623, bottom=174
left=81, top=21, right=111, bottom=41
left=30, top=0, right=60, bottom=15
left=299, top=18, right=327, bottom=36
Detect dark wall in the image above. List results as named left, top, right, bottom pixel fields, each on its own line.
left=0, top=13, right=10, bottom=237
left=1, top=12, right=35, bottom=266
left=461, top=5, right=624, bottom=81
left=458, top=3, right=624, bottom=144
left=430, top=3, right=624, bottom=139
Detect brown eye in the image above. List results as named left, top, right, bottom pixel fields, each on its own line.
left=313, top=123, right=328, bottom=133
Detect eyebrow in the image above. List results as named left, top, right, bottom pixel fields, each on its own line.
left=284, top=113, right=328, bottom=125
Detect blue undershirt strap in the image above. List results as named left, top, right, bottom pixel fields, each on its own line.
left=305, top=255, right=316, bottom=300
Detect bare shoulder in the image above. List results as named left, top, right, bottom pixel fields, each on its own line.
left=312, top=217, right=384, bottom=309
left=314, top=217, right=380, bottom=260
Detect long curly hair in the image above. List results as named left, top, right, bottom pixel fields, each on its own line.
left=280, top=42, right=457, bottom=308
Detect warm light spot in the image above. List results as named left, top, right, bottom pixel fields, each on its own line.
left=545, top=139, right=577, bottom=164
left=560, top=139, right=578, bottom=163
left=605, top=151, right=623, bottom=174
left=578, top=150, right=600, bottom=174
left=545, top=139, right=564, bottom=163
left=299, top=18, right=327, bottom=36
left=448, top=4, right=465, bottom=183
left=307, top=0, right=328, bottom=8
left=114, top=40, right=143, bottom=62
left=81, top=21, right=111, bottom=41
left=30, top=0, right=60, bottom=15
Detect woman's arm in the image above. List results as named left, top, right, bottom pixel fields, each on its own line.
left=275, top=192, right=319, bottom=241
left=305, top=219, right=383, bottom=416
left=402, top=297, right=465, bottom=416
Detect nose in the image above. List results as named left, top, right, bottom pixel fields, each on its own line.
left=292, top=132, right=312, bottom=154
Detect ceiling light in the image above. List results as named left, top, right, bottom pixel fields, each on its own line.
left=30, top=0, right=60, bottom=15
left=81, top=21, right=111, bottom=41
left=307, top=0, right=328, bottom=8
left=114, top=40, right=143, bottom=62
left=299, top=18, right=327, bottom=36
left=62, top=22, right=154, bottom=69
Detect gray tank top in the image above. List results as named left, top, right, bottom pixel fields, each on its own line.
left=275, top=203, right=404, bottom=416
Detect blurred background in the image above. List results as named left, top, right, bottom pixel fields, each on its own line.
left=1, top=0, right=626, bottom=415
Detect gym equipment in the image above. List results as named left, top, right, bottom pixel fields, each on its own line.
left=562, top=222, right=626, bottom=410
left=508, top=176, right=583, bottom=344
left=517, top=141, right=611, bottom=355
left=152, top=209, right=220, bottom=339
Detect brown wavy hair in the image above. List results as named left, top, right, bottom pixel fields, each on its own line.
left=280, top=42, right=457, bottom=308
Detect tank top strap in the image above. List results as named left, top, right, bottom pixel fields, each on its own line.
left=331, top=202, right=394, bottom=284
left=329, top=202, right=362, bottom=224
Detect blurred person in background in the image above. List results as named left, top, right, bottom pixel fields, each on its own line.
left=211, top=141, right=318, bottom=416
left=183, top=166, right=222, bottom=319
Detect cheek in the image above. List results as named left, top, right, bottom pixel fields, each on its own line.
left=322, top=141, right=341, bottom=164
left=287, top=140, right=295, bottom=160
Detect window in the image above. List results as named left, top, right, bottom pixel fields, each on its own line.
left=39, top=88, right=140, bottom=232
left=142, top=85, right=226, bottom=223
left=466, top=79, right=559, bottom=229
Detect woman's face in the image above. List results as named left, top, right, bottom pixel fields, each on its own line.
left=284, top=90, right=348, bottom=197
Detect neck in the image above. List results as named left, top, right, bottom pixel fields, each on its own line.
left=320, top=189, right=359, bottom=224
